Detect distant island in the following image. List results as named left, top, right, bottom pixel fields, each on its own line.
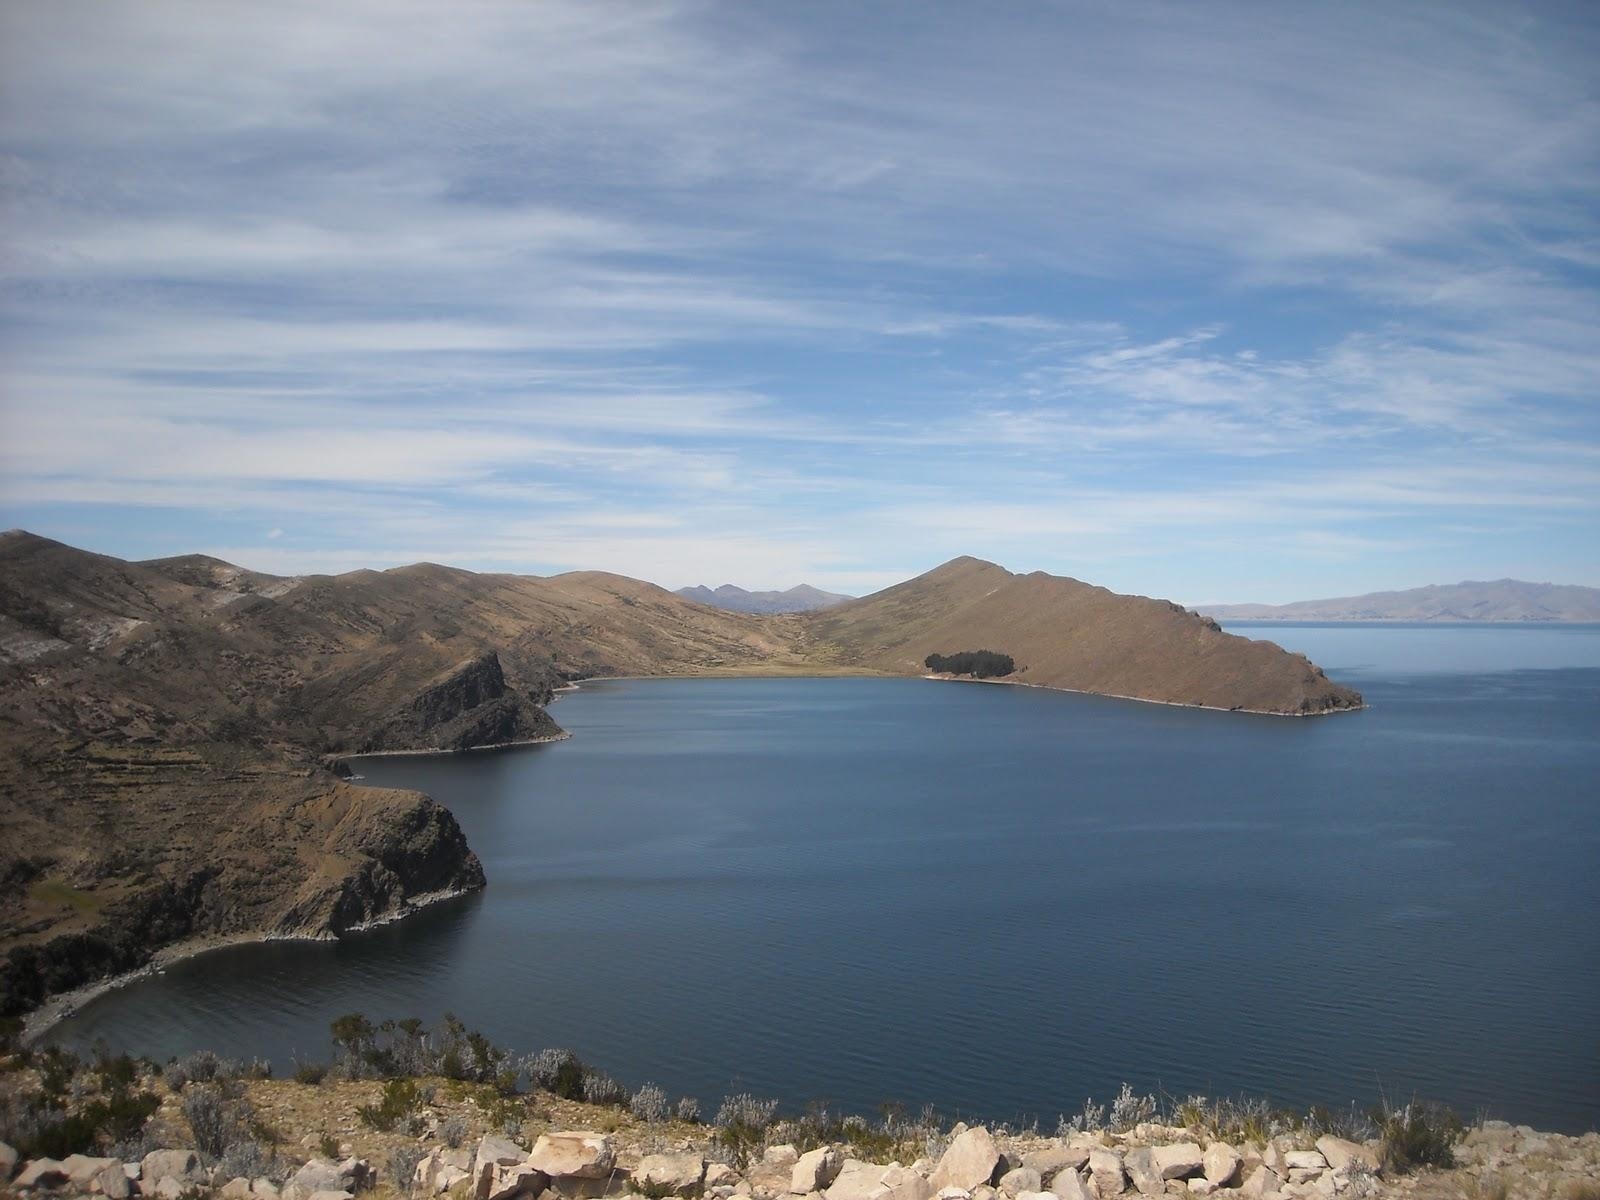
left=0, top=531, right=1359, bottom=1022
left=1200, top=579, right=1600, bottom=623
left=674, top=582, right=854, bottom=614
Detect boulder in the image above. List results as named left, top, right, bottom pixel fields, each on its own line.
left=1238, top=1166, right=1279, bottom=1198
left=0, top=1142, right=17, bottom=1181
left=929, top=1128, right=1002, bottom=1193
left=826, top=1161, right=889, bottom=1200
left=1311, top=1139, right=1378, bottom=1176
left=1280, top=1154, right=1324, bottom=1175
left=485, top=1162, right=550, bottom=1200
left=705, top=1164, right=740, bottom=1191
left=15, top=1159, right=69, bottom=1190
left=1186, top=1181, right=1218, bottom=1197
left=474, top=1137, right=527, bottom=1181
left=306, top=1192, right=355, bottom=1200
left=94, top=1163, right=133, bottom=1198
left=1086, top=1149, right=1125, bottom=1199
left=1150, top=1146, right=1203, bottom=1181
left=142, top=1151, right=204, bottom=1187
left=1021, top=1148, right=1089, bottom=1182
left=62, top=1155, right=121, bottom=1188
left=998, top=1168, right=1041, bottom=1199
left=636, top=1155, right=706, bottom=1197
left=417, top=1150, right=474, bottom=1196
left=528, top=1133, right=616, bottom=1180
left=793, top=1149, right=843, bottom=1194
left=1202, top=1145, right=1239, bottom=1188
left=253, top=1181, right=283, bottom=1200
left=878, top=1165, right=932, bottom=1200
left=935, top=1191, right=972, bottom=1200
left=766, top=1147, right=801, bottom=1168
left=222, top=1180, right=256, bottom=1200
left=1122, top=1150, right=1164, bottom=1198
left=1052, top=1170, right=1095, bottom=1200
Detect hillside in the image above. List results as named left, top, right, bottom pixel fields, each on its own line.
left=807, top=557, right=1363, bottom=716
left=1, top=534, right=1360, bottom=1018
left=675, top=582, right=854, bottom=614
left=1200, top=579, right=1600, bottom=622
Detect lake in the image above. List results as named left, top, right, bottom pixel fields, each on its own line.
left=45, top=624, right=1600, bottom=1133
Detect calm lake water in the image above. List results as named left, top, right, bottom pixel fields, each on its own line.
left=47, top=624, right=1600, bottom=1133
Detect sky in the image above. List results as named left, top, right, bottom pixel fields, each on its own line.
left=1, top=1, right=1597, bottom=604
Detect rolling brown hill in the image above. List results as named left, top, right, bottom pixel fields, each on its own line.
left=0, top=533, right=1359, bottom=1019
left=808, top=556, right=1363, bottom=715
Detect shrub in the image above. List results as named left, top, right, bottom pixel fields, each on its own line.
left=219, top=1139, right=276, bottom=1182
left=319, top=1132, right=341, bottom=1159
left=581, top=1069, right=628, bottom=1108
left=390, top=1144, right=428, bottom=1197
left=1372, top=1099, right=1463, bottom=1174
left=631, top=1083, right=669, bottom=1123
left=525, top=1049, right=586, bottom=1100
left=713, top=1093, right=779, bottom=1167
left=440, top=1115, right=469, bottom=1149
left=293, top=1060, right=330, bottom=1086
left=358, top=1078, right=422, bottom=1133
left=1060, top=1096, right=1106, bottom=1135
left=183, top=1083, right=252, bottom=1160
left=167, top=1050, right=240, bottom=1090
left=1109, top=1082, right=1156, bottom=1132
left=675, top=1096, right=700, bottom=1124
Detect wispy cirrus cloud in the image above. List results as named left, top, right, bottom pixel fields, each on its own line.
left=1, top=1, right=1597, bottom=602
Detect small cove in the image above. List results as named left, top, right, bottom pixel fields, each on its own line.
left=45, top=625, right=1600, bottom=1133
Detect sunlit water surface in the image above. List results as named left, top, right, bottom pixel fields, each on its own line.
left=47, top=624, right=1600, bottom=1132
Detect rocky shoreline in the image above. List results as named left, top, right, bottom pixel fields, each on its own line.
left=920, top=676, right=1368, bottom=718
left=1, top=1073, right=1594, bottom=1200
left=18, top=886, right=480, bottom=1046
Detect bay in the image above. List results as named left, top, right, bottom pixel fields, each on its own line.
left=46, top=625, right=1600, bottom=1133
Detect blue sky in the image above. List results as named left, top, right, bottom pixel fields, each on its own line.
left=1, top=1, right=1596, bottom=603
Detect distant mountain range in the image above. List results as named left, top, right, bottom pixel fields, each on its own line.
left=674, top=582, right=854, bottom=614
left=1201, top=579, right=1600, bottom=622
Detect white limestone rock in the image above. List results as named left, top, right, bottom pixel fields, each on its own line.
left=1239, top=1165, right=1282, bottom=1199
left=528, top=1133, right=616, bottom=1180
left=1021, top=1147, right=1090, bottom=1182
left=637, top=1154, right=706, bottom=1196
left=142, top=1151, right=204, bottom=1187
left=1052, top=1169, right=1096, bottom=1200
left=1150, top=1145, right=1204, bottom=1182
left=1121, top=1149, right=1164, bottom=1198
left=1202, top=1145, right=1240, bottom=1188
left=998, top=1167, right=1041, bottom=1198
left=1087, top=1149, right=1126, bottom=1199
left=826, top=1161, right=890, bottom=1200
left=1311, top=1140, right=1378, bottom=1176
left=929, top=1128, right=1001, bottom=1194
left=15, top=1159, right=69, bottom=1190
left=793, top=1149, right=843, bottom=1194
left=1281, top=1154, right=1325, bottom=1175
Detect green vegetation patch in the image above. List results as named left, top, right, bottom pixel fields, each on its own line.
left=924, top=650, right=1015, bottom=678
left=28, top=878, right=103, bottom=916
